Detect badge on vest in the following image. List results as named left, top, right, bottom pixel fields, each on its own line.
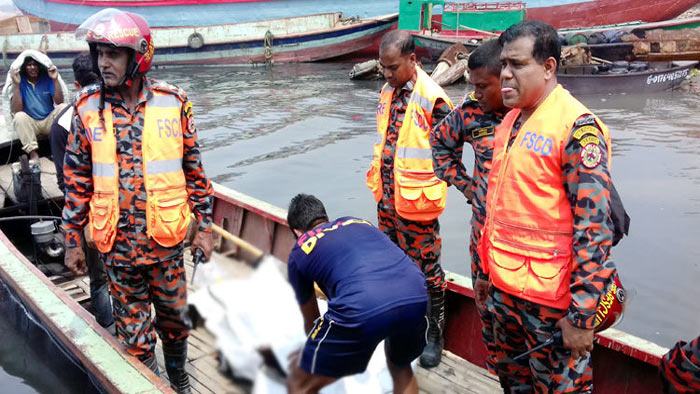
left=580, top=143, right=603, bottom=169
left=472, top=126, right=494, bottom=139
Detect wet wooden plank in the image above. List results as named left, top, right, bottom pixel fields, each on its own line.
left=417, top=351, right=501, bottom=394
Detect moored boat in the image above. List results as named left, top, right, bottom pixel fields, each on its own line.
left=412, top=13, right=700, bottom=61
left=14, top=0, right=699, bottom=31
left=0, top=12, right=398, bottom=71
left=557, top=60, right=698, bottom=95
left=11, top=0, right=401, bottom=29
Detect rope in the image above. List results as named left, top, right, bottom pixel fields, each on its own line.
left=263, top=30, right=274, bottom=66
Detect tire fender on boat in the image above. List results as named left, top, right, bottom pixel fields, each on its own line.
left=188, top=32, right=204, bottom=50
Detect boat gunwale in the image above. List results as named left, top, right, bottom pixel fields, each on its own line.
left=0, top=229, right=172, bottom=394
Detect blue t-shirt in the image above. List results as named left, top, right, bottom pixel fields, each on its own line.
left=19, top=74, right=55, bottom=120
left=287, top=216, right=427, bottom=325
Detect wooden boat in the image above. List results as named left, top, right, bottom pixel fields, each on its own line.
left=11, top=0, right=401, bottom=29
left=0, top=153, right=675, bottom=393
left=557, top=61, right=698, bottom=95
left=0, top=12, right=398, bottom=71
left=413, top=14, right=700, bottom=61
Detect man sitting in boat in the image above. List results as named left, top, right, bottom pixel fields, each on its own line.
left=50, top=52, right=115, bottom=334
left=7, top=50, right=67, bottom=162
left=660, top=335, right=700, bottom=393
left=61, top=8, right=214, bottom=394
left=367, top=29, right=453, bottom=369
left=285, top=194, right=428, bottom=394
left=430, top=38, right=507, bottom=376
left=480, top=20, right=618, bottom=392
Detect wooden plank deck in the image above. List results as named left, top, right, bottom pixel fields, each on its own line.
left=53, top=248, right=501, bottom=394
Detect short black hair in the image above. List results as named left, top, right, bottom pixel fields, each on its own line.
left=379, top=30, right=415, bottom=56
left=20, top=56, right=46, bottom=76
left=499, top=20, right=560, bottom=67
left=287, top=194, right=329, bottom=232
left=72, top=52, right=99, bottom=87
left=468, top=39, right=502, bottom=76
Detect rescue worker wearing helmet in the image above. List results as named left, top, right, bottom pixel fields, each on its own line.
left=62, top=9, right=214, bottom=393
left=479, top=20, right=622, bottom=392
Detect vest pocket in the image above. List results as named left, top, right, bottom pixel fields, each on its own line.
left=490, top=238, right=571, bottom=302
left=366, top=166, right=382, bottom=202
left=525, top=256, right=571, bottom=302
left=89, top=193, right=117, bottom=253
left=148, top=187, right=191, bottom=247
left=395, top=174, right=446, bottom=220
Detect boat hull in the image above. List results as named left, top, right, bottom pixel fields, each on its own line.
left=0, top=230, right=171, bottom=393
left=0, top=13, right=398, bottom=70
left=527, top=0, right=699, bottom=30
left=557, top=61, right=697, bottom=95
left=13, top=0, right=400, bottom=28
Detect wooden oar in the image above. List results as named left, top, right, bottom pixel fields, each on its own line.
left=212, top=222, right=264, bottom=259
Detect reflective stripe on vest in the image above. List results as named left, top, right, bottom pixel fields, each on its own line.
left=366, top=67, right=453, bottom=221
left=77, top=90, right=191, bottom=252
left=483, top=85, right=612, bottom=309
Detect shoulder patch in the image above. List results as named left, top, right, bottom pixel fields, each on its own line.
left=579, top=135, right=600, bottom=147
left=572, top=125, right=600, bottom=140
left=150, top=79, right=187, bottom=101
left=580, top=143, right=603, bottom=169
left=574, top=115, right=597, bottom=128
left=183, top=101, right=195, bottom=131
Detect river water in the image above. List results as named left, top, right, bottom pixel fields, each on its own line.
left=1, top=61, right=698, bottom=391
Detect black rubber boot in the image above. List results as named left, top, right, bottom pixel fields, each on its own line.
left=141, top=353, right=159, bottom=376
left=420, top=290, right=445, bottom=369
left=163, top=339, right=192, bottom=394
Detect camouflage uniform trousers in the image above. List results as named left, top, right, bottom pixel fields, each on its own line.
left=660, top=336, right=700, bottom=394
left=470, top=213, right=496, bottom=375
left=105, top=246, right=191, bottom=361
left=377, top=197, right=445, bottom=294
left=488, top=288, right=593, bottom=394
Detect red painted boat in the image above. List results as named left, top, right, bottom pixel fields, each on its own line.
left=527, top=0, right=700, bottom=29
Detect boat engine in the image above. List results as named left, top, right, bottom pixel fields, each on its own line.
left=31, top=221, right=65, bottom=266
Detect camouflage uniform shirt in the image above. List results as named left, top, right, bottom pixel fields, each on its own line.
left=62, top=77, right=213, bottom=267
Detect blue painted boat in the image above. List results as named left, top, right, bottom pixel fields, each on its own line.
left=12, top=0, right=400, bottom=29
left=0, top=12, right=398, bottom=70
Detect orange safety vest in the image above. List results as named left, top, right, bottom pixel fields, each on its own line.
left=366, top=67, right=453, bottom=221
left=482, top=85, right=611, bottom=309
left=76, top=88, right=191, bottom=253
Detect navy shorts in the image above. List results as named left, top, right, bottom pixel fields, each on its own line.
left=299, top=301, right=427, bottom=378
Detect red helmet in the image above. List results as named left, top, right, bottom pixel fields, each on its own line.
left=594, top=272, right=627, bottom=332
left=76, top=8, right=154, bottom=81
